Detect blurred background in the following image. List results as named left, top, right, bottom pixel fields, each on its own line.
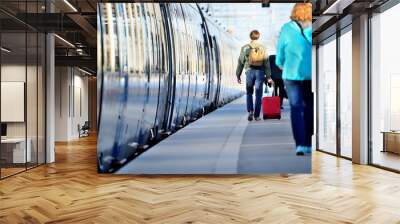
left=198, top=3, right=295, bottom=53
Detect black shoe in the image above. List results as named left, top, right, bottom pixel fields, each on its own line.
left=248, top=112, right=254, bottom=121
left=254, top=117, right=261, bottom=121
left=296, top=151, right=305, bottom=156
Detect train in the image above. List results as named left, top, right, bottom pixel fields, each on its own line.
left=97, top=3, right=244, bottom=173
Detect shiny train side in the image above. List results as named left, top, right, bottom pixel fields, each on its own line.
left=97, top=3, right=243, bottom=173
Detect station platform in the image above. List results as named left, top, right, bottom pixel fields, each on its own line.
left=117, top=96, right=311, bottom=174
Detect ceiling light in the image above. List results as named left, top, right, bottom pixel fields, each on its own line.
left=1, top=47, right=11, bottom=53
left=54, top=34, right=75, bottom=48
left=63, top=0, right=78, bottom=12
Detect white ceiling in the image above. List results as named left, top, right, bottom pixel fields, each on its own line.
left=199, top=3, right=294, bottom=54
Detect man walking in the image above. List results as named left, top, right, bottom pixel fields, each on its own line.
left=236, top=30, right=272, bottom=121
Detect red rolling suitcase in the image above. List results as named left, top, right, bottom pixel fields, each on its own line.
left=262, top=84, right=281, bottom=120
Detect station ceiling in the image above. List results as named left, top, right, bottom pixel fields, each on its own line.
left=8, top=0, right=367, bottom=75
left=199, top=3, right=294, bottom=53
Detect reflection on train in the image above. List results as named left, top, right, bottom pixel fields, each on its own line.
left=97, top=3, right=243, bottom=173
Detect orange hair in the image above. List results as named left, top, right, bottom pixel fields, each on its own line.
left=290, top=3, right=312, bottom=22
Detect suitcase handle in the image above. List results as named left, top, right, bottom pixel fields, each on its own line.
left=264, top=82, right=276, bottom=97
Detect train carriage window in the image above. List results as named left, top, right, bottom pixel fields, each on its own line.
left=181, top=5, right=190, bottom=74
left=131, top=7, right=138, bottom=73
left=186, top=34, right=190, bottom=73
left=195, top=41, right=198, bottom=74
left=158, top=33, right=162, bottom=73
left=114, top=5, right=121, bottom=70
left=104, top=4, right=111, bottom=70
left=197, top=41, right=200, bottom=67
left=200, top=42, right=204, bottom=76
left=156, top=30, right=163, bottom=72
left=195, top=38, right=198, bottom=74
left=196, top=41, right=200, bottom=76
left=116, top=4, right=128, bottom=73
left=191, top=37, right=195, bottom=74
left=151, top=9, right=158, bottom=72
left=153, top=6, right=166, bottom=74
left=142, top=5, right=147, bottom=74
left=149, top=5, right=156, bottom=72
left=134, top=5, right=140, bottom=73
left=158, top=15, right=167, bottom=74
left=178, top=6, right=185, bottom=81
left=136, top=5, right=144, bottom=73
left=143, top=4, right=152, bottom=74
left=126, top=4, right=134, bottom=74
left=99, top=4, right=108, bottom=72
left=105, top=4, right=118, bottom=72
left=202, top=42, right=205, bottom=76
left=148, top=5, right=155, bottom=72
left=170, top=5, right=181, bottom=76
left=185, top=33, right=190, bottom=73
left=152, top=10, right=158, bottom=73
left=178, top=7, right=187, bottom=75
left=179, top=35, right=184, bottom=74
left=130, top=4, right=139, bottom=74
left=157, top=20, right=162, bottom=72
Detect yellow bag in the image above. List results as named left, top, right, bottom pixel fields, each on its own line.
left=248, top=47, right=265, bottom=66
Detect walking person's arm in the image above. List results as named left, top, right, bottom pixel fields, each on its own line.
left=262, top=47, right=272, bottom=85
left=263, top=54, right=272, bottom=84
left=236, top=46, right=246, bottom=84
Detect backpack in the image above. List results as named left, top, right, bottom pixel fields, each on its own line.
left=248, top=46, right=265, bottom=66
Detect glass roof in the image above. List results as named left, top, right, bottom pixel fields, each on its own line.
left=199, top=3, right=294, bottom=54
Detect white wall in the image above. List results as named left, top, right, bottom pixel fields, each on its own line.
left=71, top=73, right=89, bottom=138
left=55, top=67, right=89, bottom=141
left=55, top=67, right=69, bottom=141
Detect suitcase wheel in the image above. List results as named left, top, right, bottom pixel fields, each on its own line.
left=263, top=115, right=281, bottom=120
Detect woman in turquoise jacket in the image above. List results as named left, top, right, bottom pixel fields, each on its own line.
left=275, top=3, right=313, bottom=156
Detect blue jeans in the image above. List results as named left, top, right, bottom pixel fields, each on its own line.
left=284, top=80, right=313, bottom=147
left=246, top=69, right=264, bottom=118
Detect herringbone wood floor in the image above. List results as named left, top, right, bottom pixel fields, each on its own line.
left=1, top=135, right=400, bottom=224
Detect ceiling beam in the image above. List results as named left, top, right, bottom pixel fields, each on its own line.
left=55, top=55, right=96, bottom=68
left=67, top=13, right=97, bottom=47
left=98, top=0, right=304, bottom=2
left=322, top=0, right=356, bottom=14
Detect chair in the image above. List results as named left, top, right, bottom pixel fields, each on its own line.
left=78, top=121, right=90, bottom=138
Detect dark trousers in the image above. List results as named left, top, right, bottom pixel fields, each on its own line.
left=284, top=80, right=313, bottom=147
left=272, top=78, right=285, bottom=106
left=246, top=69, right=264, bottom=118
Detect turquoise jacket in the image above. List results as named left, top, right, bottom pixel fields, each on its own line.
left=275, top=21, right=312, bottom=81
